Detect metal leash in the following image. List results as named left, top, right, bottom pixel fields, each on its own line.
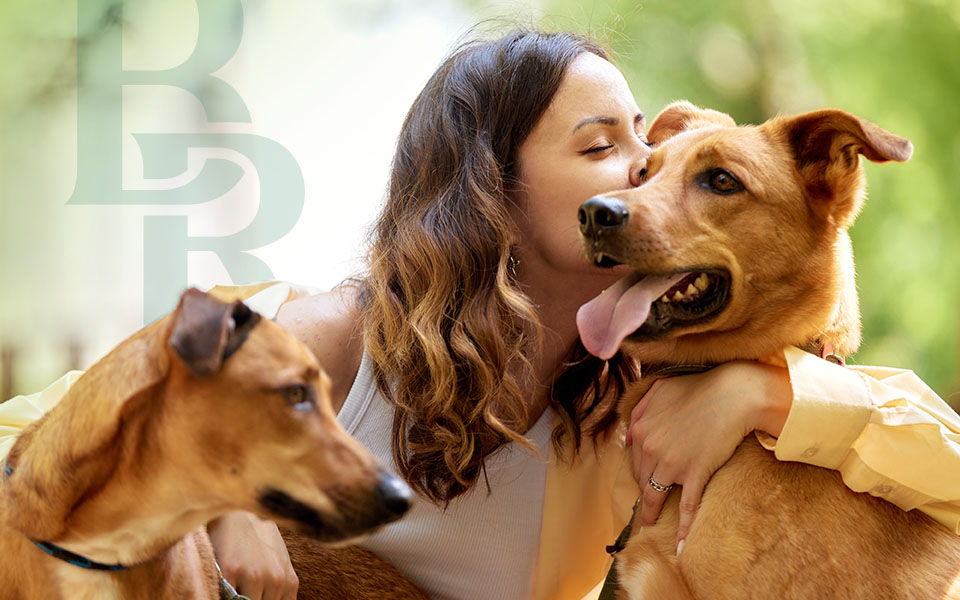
left=216, top=560, right=252, bottom=600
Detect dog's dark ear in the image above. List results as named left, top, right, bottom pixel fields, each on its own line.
left=647, top=101, right=736, bottom=145
left=781, top=110, right=912, bottom=226
left=169, top=288, right=261, bottom=377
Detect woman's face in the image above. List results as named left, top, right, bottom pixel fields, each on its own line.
left=514, top=52, right=651, bottom=290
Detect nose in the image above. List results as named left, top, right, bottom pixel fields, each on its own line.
left=376, top=471, right=413, bottom=518
left=628, top=138, right=653, bottom=187
left=578, top=196, right=629, bottom=238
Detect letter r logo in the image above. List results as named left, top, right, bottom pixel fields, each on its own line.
left=67, top=0, right=304, bottom=323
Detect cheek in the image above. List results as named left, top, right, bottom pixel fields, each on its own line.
left=522, top=184, right=580, bottom=241
left=526, top=169, right=617, bottom=224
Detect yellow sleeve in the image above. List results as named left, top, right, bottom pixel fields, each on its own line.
left=757, top=346, right=960, bottom=532
left=0, top=281, right=316, bottom=463
left=0, top=370, right=85, bottom=462
left=532, top=425, right=637, bottom=600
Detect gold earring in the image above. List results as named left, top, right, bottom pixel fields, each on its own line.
left=508, top=255, right=520, bottom=277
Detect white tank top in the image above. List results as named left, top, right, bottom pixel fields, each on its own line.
left=338, top=351, right=553, bottom=600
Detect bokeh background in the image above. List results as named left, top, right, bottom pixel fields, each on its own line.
left=1, top=0, right=957, bottom=407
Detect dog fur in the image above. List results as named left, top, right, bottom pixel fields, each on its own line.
left=0, top=289, right=411, bottom=600
left=281, top=525, right=429, bottom=599
left=579, top=101, right=960, bottom=599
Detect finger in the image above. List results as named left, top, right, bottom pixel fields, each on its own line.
left=640, top=468, right=673, bottom=527
left=237, top=576, right=265, bottom=600
left=281, top=571, right=300, bottom=600
left=631, top=430, right=657, bottom=487
left=260, top=565, right=290, bottom=600
left=676, top=474, right=705, bottom=551
left=626, top=394, right=653, bottom=447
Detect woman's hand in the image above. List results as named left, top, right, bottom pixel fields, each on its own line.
left=625, top=360, right=792, bottom=551
left=208, top=511, right=299, bottom=600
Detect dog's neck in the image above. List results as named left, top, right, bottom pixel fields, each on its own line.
left=50, top=405, right=227, bottom=567
left=10, top=386, right=225, bottom=570
left=53, top=477, right=224, bottom=568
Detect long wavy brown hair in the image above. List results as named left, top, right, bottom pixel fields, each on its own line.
left=360, top=29, right=639, bottom=504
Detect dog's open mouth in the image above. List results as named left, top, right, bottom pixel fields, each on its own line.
left=577, top=268, right=731, bottom=359
left=634, top=269, right=729, bottom=336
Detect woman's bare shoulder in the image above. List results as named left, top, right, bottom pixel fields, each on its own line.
left=275, top=285, right=364, bottom=412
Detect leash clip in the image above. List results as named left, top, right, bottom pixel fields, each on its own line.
left=216, top=560, right=252, bottom=600
left=605, top=496, right=643, bottom=556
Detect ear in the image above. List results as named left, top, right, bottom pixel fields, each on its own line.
left=778, top=109, right=912, bottom=226
left=3, top=324, right=171, bottom=540
left=169, top=288, right=261, bottom=377
left=647, top=100, right=736, bottom=145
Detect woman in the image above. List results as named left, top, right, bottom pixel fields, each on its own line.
left=4, top=29, right=958, bottom=600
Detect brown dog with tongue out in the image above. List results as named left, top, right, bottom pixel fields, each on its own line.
left=575, top=101, right=960, bottom=600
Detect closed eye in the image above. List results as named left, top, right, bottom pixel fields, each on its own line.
left=583, top=144, right=614, bottom=154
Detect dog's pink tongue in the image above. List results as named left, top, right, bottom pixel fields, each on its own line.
left=577, top=272, right=687, bottom=359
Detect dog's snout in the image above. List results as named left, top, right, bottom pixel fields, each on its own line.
left=578, top=196, right=629, bottom=238
left=376, top=472, right=413, bottom=518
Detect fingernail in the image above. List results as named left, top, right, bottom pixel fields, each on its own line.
left=676, top=539, right=685, bottom=556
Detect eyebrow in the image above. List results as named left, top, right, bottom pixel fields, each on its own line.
left=572, top=112, right=646, bottom=134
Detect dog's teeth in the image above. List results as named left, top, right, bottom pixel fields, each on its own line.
left=672, top=290, right=684, bottom=301
left=695, top=273, right=710, bottom=290
left=660, top=295, right=670, bottom=303
left=685, top=283, right=699, bottom=297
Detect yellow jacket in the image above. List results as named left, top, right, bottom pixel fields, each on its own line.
left=2, top=283, right=958, bottom=599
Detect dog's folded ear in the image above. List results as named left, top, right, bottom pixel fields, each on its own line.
left=169, top=288, right=261, bottom=377
left=786, top=109, right=913, bottom=168
left=647, top=101, right=736, bottom=145
left=779, top=110, right=912, bottom=226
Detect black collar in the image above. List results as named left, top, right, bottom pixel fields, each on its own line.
left=598, top=497, right=643, bottom=600
left=32, top=539, right=130, bottom=571
left=641, top=362, right=717, bottom=378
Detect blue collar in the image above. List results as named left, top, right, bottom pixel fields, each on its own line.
left=5, top=460, right=131, bottom=572
left=32, top=539, right=130, bottom=572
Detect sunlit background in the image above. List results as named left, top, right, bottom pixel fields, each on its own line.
left=1, top=0, right=957, bottom=407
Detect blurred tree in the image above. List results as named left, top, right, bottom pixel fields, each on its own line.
left=473, top=0, right=960, bottom=403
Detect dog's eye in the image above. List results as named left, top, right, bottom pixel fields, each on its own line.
left=701, top=169, right=742, bottom=195
left=283, top=385, right=314, bottom=412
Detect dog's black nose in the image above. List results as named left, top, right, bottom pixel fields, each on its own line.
left=376, top=472, right=413, bottom=518
left=578, top=196, right=629, bottom=238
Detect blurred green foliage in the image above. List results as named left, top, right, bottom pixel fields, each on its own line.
left=476, top=0, right=960, bottom=403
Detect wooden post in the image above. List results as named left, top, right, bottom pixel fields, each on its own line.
left=68, top=338, right=84, bottom=372
left=1, top=345, right=15, bottom=403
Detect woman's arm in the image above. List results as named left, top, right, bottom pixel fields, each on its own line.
left=628, top=346, right=960, bottom=551
left=626, top=360, right=791, bottom=550
left=760, top=346, right=960, bottom=531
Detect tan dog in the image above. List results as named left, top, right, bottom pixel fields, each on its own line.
left=0, top=288, right=413, bottom=600
left=577, top=102, right=960, bottom=599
